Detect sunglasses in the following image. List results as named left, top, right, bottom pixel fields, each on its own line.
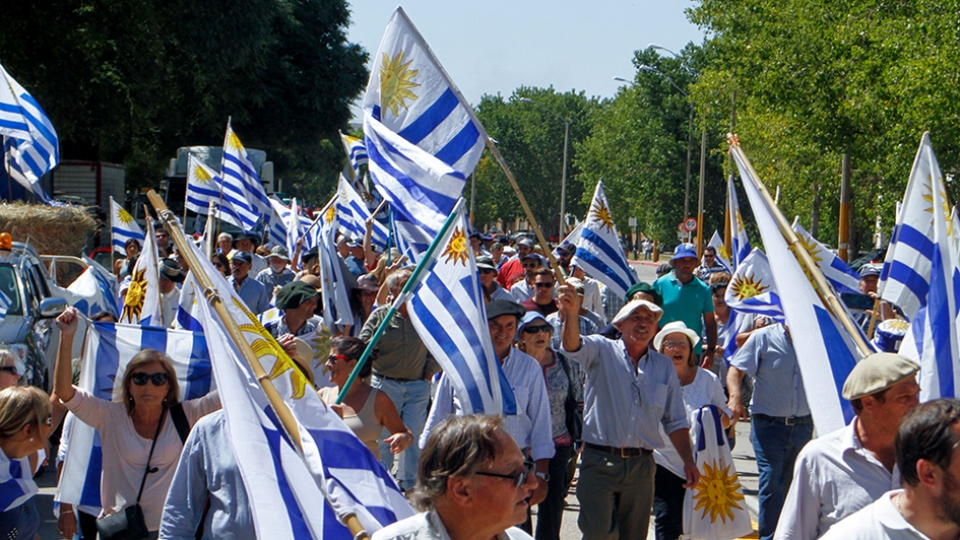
left=522, top=263, right=538, bottom=269
left=521, top=325, right=552, bottom=335
left=327, top=354, right=353, bottom=363
left=0, top=366, right=17, bottom=376
left=534, top=282, right=555, bottom=288
left=479, top=269, right=496, bottom=274
left=212, top=261, right=224, bottom=268
left=475, top=461, right=536, bottom=489
left=131, top=372, right=170, bottom=387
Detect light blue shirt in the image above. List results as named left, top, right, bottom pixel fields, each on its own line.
left=160, top=411, right=252, bottom=540
left=562, top=335, right=688, bottom=450
left=229, top=275, right=271, bottom=315
left=729, top=323, right=810, bottom=417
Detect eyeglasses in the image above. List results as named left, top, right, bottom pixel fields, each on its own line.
left=131, top=372, right=170, bottom=387
left=327, top=354, right=352, bottom=363
left=475, top=461, right=535, bottom=488
left=521, top=325, right=552, bottom=335
left=662, top=339, right=690, bottom=349
left=0, top=366, right=18, bottom=376
left=534, top=282, right=554, bottom=288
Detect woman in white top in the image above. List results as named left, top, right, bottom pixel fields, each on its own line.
left=652, top=321, right=732, bottom=540
left=54, top=307, right=220, bottom=537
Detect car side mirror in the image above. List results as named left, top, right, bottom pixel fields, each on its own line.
left=39, top=297, right=68, bottom=319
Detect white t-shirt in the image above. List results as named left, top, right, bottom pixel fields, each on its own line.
left=654, top=368, right=731, bottom=478
left=820, top=490, right=932, bottom=540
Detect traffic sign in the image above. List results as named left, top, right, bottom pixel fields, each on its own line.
left=684, top=217, right=698, bottom=232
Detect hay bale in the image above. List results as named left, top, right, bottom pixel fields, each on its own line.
left=0, top=202, right=97, bottom=256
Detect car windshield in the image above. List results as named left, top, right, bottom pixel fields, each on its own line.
left=0, top=264, right=22, bottom=317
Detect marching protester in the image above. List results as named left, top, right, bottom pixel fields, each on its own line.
left=498, top=237, right=535, bottom=290
left=54, top=307, right=221, bottom=538
left=509, top=254, right=545, bottom=304
left=349, top=274, right=381, bottom=337
left=695, top=246, right=727, bottom=280
left=158, top=258, right=185, bottom=328
left=210, top=252, right=230, bottom=277
left=545, top=277, right=599, bottom=350
left=0, top=386, right=53, bottom=540
left=264, top=281, right=319, bottom=339
left=821, top=399, right=960, bottom=540
left=478, top=255, right=514, bottom=303
left=775, top=353, right=920, bottom=539
left=557, top=285, right=699, bottom=540
left=228, top=251, right=271, bottom=316
left=654, top=243, right=718, bottom=367
left=231, top=233, right=267, bottom=275
left=520, top=268, right=559, bottom=317
left=373, top=414, right=535, bottom=540
left=215, top=232, right=233, bottom=256
left=256, top=245, right=295, bottom=291
left=116, top=238, right=141, bottom=278
left=318, top=336, right=413, bottom=459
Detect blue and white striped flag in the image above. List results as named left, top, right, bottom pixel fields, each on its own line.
left=317, top=206, right=355, bottom=332
left=405, top=200, right=516, bottom=415
left=55, top=322, right=212, bottom=513
left=792, top=220, right=860, bottom=295
left=0, top=289, right=10, bottom=320
left=109, top=196, right=145, bottom=255
left=0, top=452, right=37, bottom=513
left=337, top=174, right=389, bottom=252
left=362, top=8, right=488, bottom=261
left=724, top=248, right=784, bottom=321
left=732, top=140, right=865, bottom=434
left=571, top=180, right=636, bottom=302
left=728, top=174, right=751, bottom=269
left=184, top=154, right=223, bottom=216
left=186, top=237, right=413, bottom=538
left=0, top=63, right=57, bottom=203
left=340, top=131, right=369, bottom=178
left=119, top=218, right=162, bottom=325
left=553, top=221, right=584, bottom=259
left=220, top=120, right=271, bottom=233
left=881, top=133, right=960, bottom=401
left=707, top=230, right=732, bottom=273
left=67, top=262, right=119, bottom=319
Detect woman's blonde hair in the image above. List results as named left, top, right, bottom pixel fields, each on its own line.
left=0, top=387, right=51, bottom=439
left=120, top=349, right=180, bottom=414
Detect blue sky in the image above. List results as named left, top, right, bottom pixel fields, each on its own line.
left=346, top=1, right=706, bottom=117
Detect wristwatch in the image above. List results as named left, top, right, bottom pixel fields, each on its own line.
left=535, top=472, right=550, bottom=481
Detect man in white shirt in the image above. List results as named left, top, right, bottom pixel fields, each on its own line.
left=775, top=352, right=921, bottom=539
left=158, top=258, right=184, bottom=328
left=821, top=399, right=960, bottom=540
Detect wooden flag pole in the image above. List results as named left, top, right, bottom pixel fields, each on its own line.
left=146, top=190, right=369, bottom=540
left=728, top=137, right=872, bottom=355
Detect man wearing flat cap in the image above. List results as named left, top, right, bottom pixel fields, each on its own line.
left=229, top=251, right=271, bottom=315
left=477, top=256, right=513, bottom=303
left=557, top=285, right=698, bottom=540
left=256, top=245, right=295, bottom=291
left=231, top=232, right=267, bottom=275
left=775, top=353, right=920, bottom=540
left=265, top=281, right=320, bottom=339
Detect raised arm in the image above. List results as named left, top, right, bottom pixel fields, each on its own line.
left=54, top=307, right=79, bottom=403
left=557, top=284, right=582, bottom=353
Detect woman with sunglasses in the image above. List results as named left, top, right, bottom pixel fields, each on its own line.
left=515, top=312, right=582, bottom=540
left=651, top=321, right=732, bottom=540
left=210, top=252, right=231, bottom=277
left=318, top=336, right=412, bottom=460
left=54, top=307, right=221, bottom=538
left=0, top=386, right=53, bottom=540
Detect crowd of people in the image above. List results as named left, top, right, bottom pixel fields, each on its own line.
left=0, top=220, right=953, bottom=540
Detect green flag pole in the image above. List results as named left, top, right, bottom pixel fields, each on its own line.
left=335, top=198, right=466, bottom=404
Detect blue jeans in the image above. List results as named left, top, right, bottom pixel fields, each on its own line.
left=371, top=376, right=431, bottom=490
left=751, top=415, right=814, bottom=540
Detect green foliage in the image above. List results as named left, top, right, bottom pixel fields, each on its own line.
left=472, top=87, right=600, bottom=239
left=0, top=0, right=367, bottom=194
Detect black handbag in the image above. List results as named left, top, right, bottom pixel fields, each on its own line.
left=558, top=353, right=583, bottom=442
left=96, top=407, right=165, bottom=540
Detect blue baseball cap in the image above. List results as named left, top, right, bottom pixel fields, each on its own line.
left=671, top=243, right=698, bottom=261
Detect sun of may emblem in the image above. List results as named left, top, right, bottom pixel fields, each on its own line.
left=121, top=268, right=148, bottom=322
left=325, top=203, right=336, bottom=224
left=590, top=198, right=616, bottom=233
left=117, top=207, right=135, bottom=225
left=922, top=177, right=953, bottom=236
left=797, top=234, right=823, bottom=266
left=730, top=271, right=768, bottom=301
left=380, top=50, right=420, bottom=117
left=442, top=227, right=470, bottom=266
left=232, top=298, right=312, bottom=400
left=193, top=164, right=212, bottom=183
left=226, top=131, right=243, bottom=152
left=693, top=460, right=746, bottom=523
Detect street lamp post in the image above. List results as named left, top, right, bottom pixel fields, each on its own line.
left=518, top=97, right=572, bottom=237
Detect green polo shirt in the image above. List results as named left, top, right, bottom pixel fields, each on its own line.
left=653, top=272, right=714, bottom=354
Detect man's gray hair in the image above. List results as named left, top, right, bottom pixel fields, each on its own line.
left=411, top=414, right=505, bottom=511
left=385, top=267, right=413, bottom=292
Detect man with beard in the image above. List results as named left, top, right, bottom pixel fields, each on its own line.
left=822, top=399, right=960, bottom=540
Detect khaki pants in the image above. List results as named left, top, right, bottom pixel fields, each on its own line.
left=576, top=447, right=655, bottom=540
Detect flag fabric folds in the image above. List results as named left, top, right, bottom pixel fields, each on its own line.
left=109, top=197, right=145, bottom=255
left=707, top=230, right=732, bottom=273
left=728, top=175, right=751, bottom=269
left=184, top=154, right=223, bottom=216
left=553, top=221, right=584, bottom=259
left=67, top=263, right=119, bottom=318
left=571, top=180, right=636, bottom=302
left=220, top=121, right=272, bottom=233
left=340, top=131, right=369, bottom=178
left=405, top=200, right=516, bottom=415
left=880, top=133, right=960, bottom=401
left=336, top=174, right=389, bottom=251
left=683, top=406, right=753, bottom=540
left=791, top=221, right=861, bottom=295
left=56, top=322, right=212, bottom=513
left=119, top=218, right=162, bottom=325
left=732, top=141, right=864, bottom=434
left=723, top=248, right=784, bottom=322
left=317, top=207, right=356, bottom=332
left=0, top=63, right=58, bottom=203
left=185, top=239, right=413, bottom=538
left=362, top=7, right=488, bottom=260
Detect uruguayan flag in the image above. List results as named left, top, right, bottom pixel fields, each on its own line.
left=882, top=133, right=960, bottom=400
left=109, top=196, right=145, bottom=255
left=337, top=174, right=389, bottom=252
left=724, top=248, right=784, bottom=321
left=220, top=121, right=271, bottom=232
left=707, top=230, right=732, bottom=273
left=571, top=180, right=636, bottom=301
left=732, top=140, right=865, bottom=434
left=340, top=131, right=369, bottom=178
left=554, top=221, right=584, bottom=259
left=405, top=200, right=516, bottom=415
left=187, top=238, right=413, bottom=538
left=56, top=322, right=212, bottom=513
left=184, top=154, right=223, bottom=216
left=318, top=209, right=355, bottom=331
left=728, top=174, right=751, bottom=268
left=0, top=452, right=37, bottom=513
left=119, top=218, right=161, bottom=325
left=791, top=220, right=860, bottom=295
left=0, top=63, right=57, bottom=203
left=67, top=263, right=118, bottom=318
left=363, top=8, right=488, bottom=260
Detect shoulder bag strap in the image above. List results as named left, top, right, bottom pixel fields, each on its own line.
left=169, top=402, right=191, bottom=445
left=135, top=407, right=166, bottom=504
